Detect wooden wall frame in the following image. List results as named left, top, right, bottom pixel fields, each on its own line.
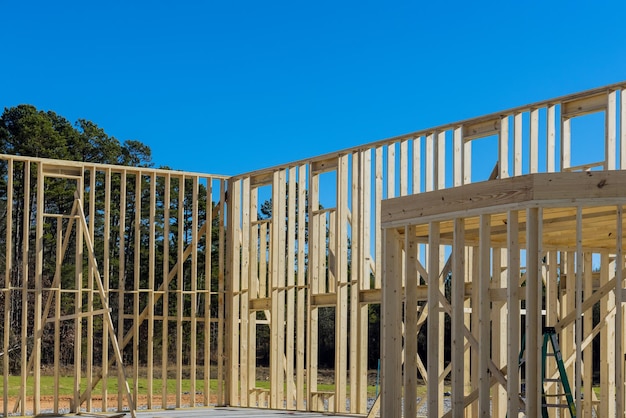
left=1, top=82, right=625, bottom=417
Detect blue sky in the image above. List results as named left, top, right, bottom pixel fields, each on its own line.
left=2, top=1, right=626, bottom=176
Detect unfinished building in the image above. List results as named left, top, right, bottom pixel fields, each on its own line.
left=1, top=81, right=625, bottom=417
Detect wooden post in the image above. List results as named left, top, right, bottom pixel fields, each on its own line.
left=525, top=207, right=541, bottom=417
left=499, top=116, right=509, bottom=178
left=428, top=221, right=442, bottom=418
left=296, top=165, right=307, bottom=410
left=575, top=207, right=583, bottom=414
left=507, top=210, right=520, bottom=417
left=452, top=218, right=466, bottom=417
left=405, top=224, right=419, bottom=418
left=381, top=228, right=403, bottom=418
left=240, top=177, right=250, bottom=407
left=161, top=173, right=170, bottom=409
left=607, top=90, right=617, bottom=169
left=616, top=206, right=625, bottom=417
left=335, top=156, right=349, bottom=412
left=478, top=214, right=491, bottom=417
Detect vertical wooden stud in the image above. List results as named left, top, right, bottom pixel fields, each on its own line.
left=2, top=159, right=11, bottom=417
left=499, top=116, right=509, bottom=178
left=286, top=168, right=296, bottom=409
left=507, top=210, right=520, bottom=418
left=437, top=131, right=446, bottom=190
left=607, top=90, right=617, bottom=170
left=133, top=173, right=141, bottom=402
left=387, top=143, right=396, bottom=198
left=240, top=177, right=250, bottom=407
left=381, top=228, right=402, bottom=418
left=426, top=133, right=435, bottom=192
left=405, top=224, right=419, bottom=418
left=562, top=117, right=572, bottom=171
left=575, top=207, right=583, bottom=414
left=452, top=217, right=466, bottom=416
left=117, top=170, right=126, bottom=412
left=478, top=214, right=491, bottom=417
left=226, top=177, right=241, bottom=406
left=296, top=165, right=307, bottom=410
left=161, top=173, right=170, bottom=409
left=413, top=136, right=421, bottom=194
left=375, top=146, right=383, bottom=289
left=400, top=139, right=408, bottom=196
left=33, top=163, right=44, bottom=415
left=547, top=104, right=557, bottom=172
left=514, top=112, right=523, bottom=176
left=453, top=127, right=463, bottom=187
left=147, top=172, right=156, bottom=409
left=427, top=221, right=442, bottom=417
left=530, top=109, right=539, bottom=173
left=525, top=207, right=541, bottom=417
left=616, top=206, right=625, bottom=417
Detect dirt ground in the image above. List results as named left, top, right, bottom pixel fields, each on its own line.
left=2, top=367, right=381, bottom=413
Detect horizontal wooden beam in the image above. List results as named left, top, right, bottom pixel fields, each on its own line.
left=382, top=171, right=626, bottom=227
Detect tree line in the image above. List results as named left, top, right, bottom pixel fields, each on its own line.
left=0, top=104, right=221, bottom=372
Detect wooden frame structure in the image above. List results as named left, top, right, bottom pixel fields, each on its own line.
left=1, top=81, right=625, bottom=417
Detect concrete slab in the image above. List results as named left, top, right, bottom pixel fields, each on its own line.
left=134, top=408, right=356, bottom=417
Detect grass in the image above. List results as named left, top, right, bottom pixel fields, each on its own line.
left=0, top=376, right=379, bottom=399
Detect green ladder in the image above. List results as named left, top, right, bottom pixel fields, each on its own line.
left=540, top=326, right=576, bottom=418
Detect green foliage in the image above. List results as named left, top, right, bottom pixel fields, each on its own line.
left=0, top=104, right=222, bottom=372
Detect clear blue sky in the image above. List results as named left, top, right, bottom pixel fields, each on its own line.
left=2, top=1, right=626, bottom=176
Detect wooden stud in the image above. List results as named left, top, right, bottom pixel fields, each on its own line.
left=583, top=252, right=593, bottom=415
left=454, top=127, right=463, bottom=187
left=426, top=133, right=435, bottom=192
left=405, top=224, right=419, bottom=418
left=227, top=177, right=240, bottom=406
left=381, top=228, right=402, bottom=418
left=514, top=113, right=523, bottom=176
left=190, top=176, right=199, bottom=407
left=437, top=131, right=446, bottom=190
left=286, top=168, right=296, bottom=409
left=506, top=210, right=520, bottom=418
left=147, top=172, right=156, bottom=409
left=87, top=168, right=96, bottom=412
left=335, top=156, right=349, bottom=412
left=451, top=217, right=465, bottom=416
left=2, top=159, right=11, bottom=417
left=33, top=162, right=44, bottom=415
left=102, top=168, right=111, bottom=412
left=530, top=109, right=539, bottom=173
left=616, top=206, right=625, bottom=417
left=117, top=170, right=126, bottom=412
left=296, top=164, right=306, bottom=410
left=499, top=116, right=509, bottom=178
left=562, top=117, right=572, bottom=171
left=575, top=207, right=583, bottom=413
left=600, top=251, right=616, bottom=417
left=161, top=173, right=171, bottom=409
left=240, top=177, right=250, bottom=407
left=607, top=90, right=617, bottom=170
left=375, top=146, right=383, bottom=289
left=413, top=136, right=421, bottom=193
left=387, top=143, right=396, bottom=198
left=427, top=221, right=442, bottom=417
left=478, top=214, right=491, bottom=417
left=133, top=173, right=141, bottom=403
left=218, top=179, right=226, bottom=406
left=400, top=139, right=408, bottom=196
left=525, top=207, right=541, bottom=417
left=547, top=104, right=556, bottom=172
